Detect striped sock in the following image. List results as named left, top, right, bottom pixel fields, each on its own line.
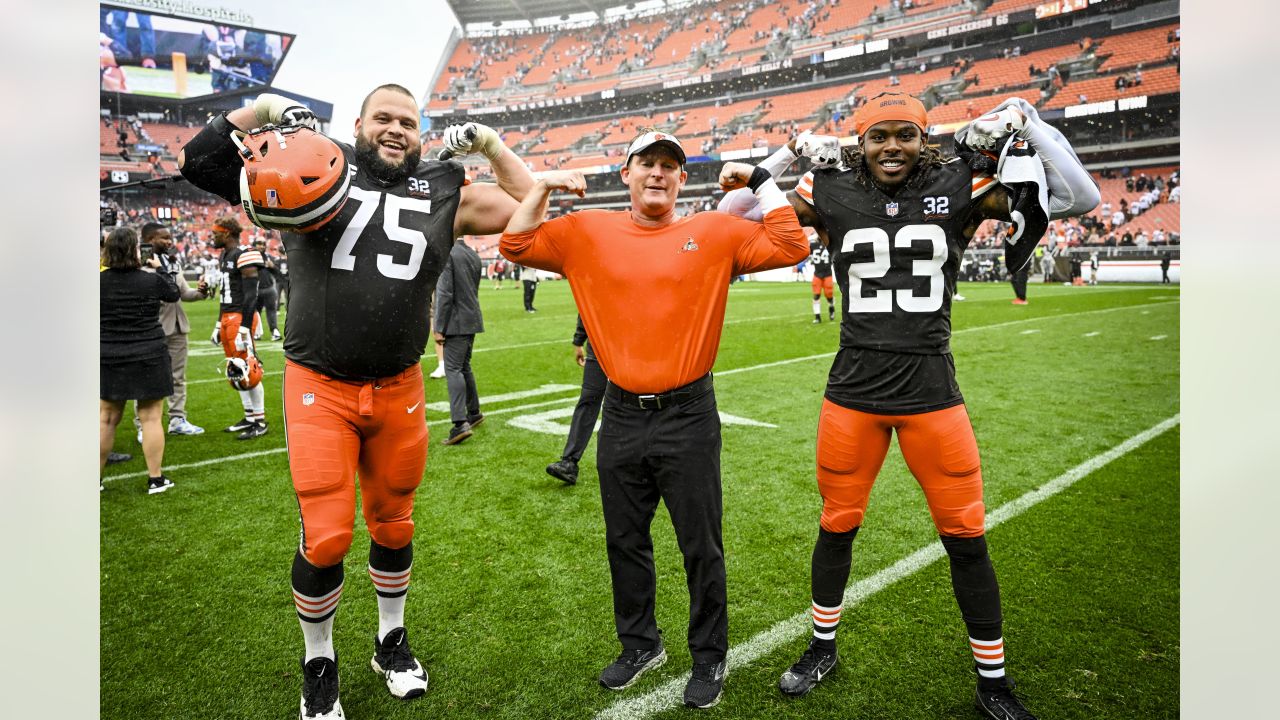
left=971, top=636, right=1006, bottom=679
left=292, top=550, right=344, bottom=662
left=811, top=601, right=842, bottom=646
left=369, top=540, right=413, bottom=643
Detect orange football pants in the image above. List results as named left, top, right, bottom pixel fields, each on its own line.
left=815, top=399, right=985, bottom=537
left=283, top=360, right=429, bottom=568
left=811, top=275, right=834, bottom=298
left=219, top=311, right=261, bottom=361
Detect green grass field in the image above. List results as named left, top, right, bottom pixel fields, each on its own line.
left=100, top=279, right=1179, bottom=719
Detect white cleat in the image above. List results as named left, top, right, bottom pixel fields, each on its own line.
left=371, top=627, right=429, bottom=700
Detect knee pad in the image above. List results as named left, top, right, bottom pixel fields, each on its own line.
left=368, top=519, right=414, bottom=550
left=305, top=529, right=353, bottom=568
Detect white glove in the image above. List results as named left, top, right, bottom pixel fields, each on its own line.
left=443, top=122, right=503, bottom=160
left=795, top=130, right=841, bottom=169
left=235, top=327, right=251, bottom=353
left=963, top=106, right=1027, bottom=151
left=210, top=325, right=221, bottom=345
left=252, top=93, right=317, bottom=129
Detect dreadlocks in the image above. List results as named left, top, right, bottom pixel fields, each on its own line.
left=838, top=143, right=949, bottom=194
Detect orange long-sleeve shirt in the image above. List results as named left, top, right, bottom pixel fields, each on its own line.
left=501, top=206, right=807, bottom=394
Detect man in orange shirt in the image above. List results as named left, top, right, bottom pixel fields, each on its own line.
left=502, top=129, right=808, bottom=709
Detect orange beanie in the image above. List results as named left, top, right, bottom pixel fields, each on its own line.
left=853, top=93, right=930, bottom=136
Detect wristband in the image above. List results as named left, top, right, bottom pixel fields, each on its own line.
left=746, top=166, right=771, bottom=192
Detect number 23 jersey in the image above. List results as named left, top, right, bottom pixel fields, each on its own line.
left=800, top=159, right=983, bottom=414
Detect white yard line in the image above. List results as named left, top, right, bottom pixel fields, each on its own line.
left=594, top=414, right=1181, bottom=720
left=108, top=301, right=1178, bottom=482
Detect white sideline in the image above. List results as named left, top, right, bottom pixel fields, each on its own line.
left=106, top=300, right=1177, bottom=483
left=594, top=414, right=1181, bottom=720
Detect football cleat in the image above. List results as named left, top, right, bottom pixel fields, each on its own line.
left=225, top=417, right=256, bottom=433
left=147, top=476, right=174, bottom=495
left=684, top=659, right=727, bottom=709
left=299, top=655, right=344, bottom=720
left=599, top=641, right=666, bottom=690
left=237, top=420, right=269, bottom=440
left=234, top=125, right=349, bottom=234
left=778, top=639, right=838, bottom=697
left=371, top=627, right=428, bottom=700
left=975, top=676, right=1038, bottom=720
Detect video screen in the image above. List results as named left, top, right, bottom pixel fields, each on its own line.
left=100, top=4, right=294, bottom=99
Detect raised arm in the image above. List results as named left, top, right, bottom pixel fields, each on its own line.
left=443, top=123, right=538, bottom=236
left=499, top=171, right=586, bottom=274
left=718, top=162, right=810, bottom=273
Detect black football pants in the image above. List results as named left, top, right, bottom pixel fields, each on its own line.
left=1010, top=266, right=1029, bottom=301
left=596, top=385, right=727, bottom=664
left=560, top=345, right=606, bottom=463
left=523, top=279, right=538, bottom=311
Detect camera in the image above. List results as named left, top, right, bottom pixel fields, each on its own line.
left=140, top=243, right=155, bottom=263
left=100, top=206, right=118, bottom=227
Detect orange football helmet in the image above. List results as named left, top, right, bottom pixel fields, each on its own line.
left=226, top=356, right=265, bottom=390
left=234, top=125, right=349, bottom=233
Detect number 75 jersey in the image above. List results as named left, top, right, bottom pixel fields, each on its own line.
left=282, top=142, right=465, bottom=380
left=800, top=159, right=980, bottom=355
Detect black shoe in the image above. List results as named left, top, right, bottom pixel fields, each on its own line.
left=546, top=459, right=579, bottom=485
left=236, top=420, right=269, bottom=440
left=975, top=676, right=1038, bottom=720
left=371, top=627, right=428, bottom=700
left=106, top=451, right=132, bottom=465
left=225, top=417, right=255, bottom=433
left=778, top=639, right=837, bottom=697
left=442, top=422, right=472, bottom=446
left=465, top=413, right=485, bottom=429
left=812, top=316, right=821, bottom=324
left=299, top=655, right=344, bottom=719
left=599, top=642, right=667, bottom=690
left=684, top=659, right=727, bottom=709
left=146, top=475, right=175, bottom=495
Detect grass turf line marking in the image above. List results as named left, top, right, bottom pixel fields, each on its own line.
left=1151, top=335, right=1168, bottom=341
left=109, top=302, right=1178, bottom=483
left=104, top=299, right=1172, bottom=479
left=101, top=396, right=578, bottom=482
left=594, top=413, right=1181, bottom=720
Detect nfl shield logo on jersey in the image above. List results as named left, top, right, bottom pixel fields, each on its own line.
left=302, top=392, right=315, bottom=406
left=885, top=202, right=899, bottom=217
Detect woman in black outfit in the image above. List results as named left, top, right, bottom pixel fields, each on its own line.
left=100, top=226, right=180, bottom=493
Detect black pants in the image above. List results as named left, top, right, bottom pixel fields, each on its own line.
left=258, top=286, right=279, bottom=332
left=1010, top=267, right=1028, bottom=300
left=561, top=345, right=606, bottom=463
left=596, top=378, right=727, bottom=664
left=523, top=279, right=538, bottom=311
left=443, top=334, right=479, bottom=423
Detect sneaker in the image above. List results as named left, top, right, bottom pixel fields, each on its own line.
left=299, top=655, right=345, bottom=720
left=778, top=639, right=838, bottom=697
left=225, top=417, right=256, bottom=433
left=812, top=317, right=821, bottom=324
left=272, top=329, right=282, bottom=341
left=954, top=294, right=967, bottom=302
left=466, top=413, right=485, bottom=429
left=106, top=451, right=132, bottom=465
left=237, top=420, right=269, bottom=440
left=829, top=308, right=836, bottom=320
left=371, top=627, right=428, bottom=700
left=147, top=475, right=174, bottom=495
left=546, top=459, right=579, bottom=486
left=428, top=365, right=446, bottom=379
left=136, top=429, right=143, bottom=444
left=1011, top=299, right=1028, bottom=305
left=169, top=418, right=205, bottom=435
left=599, top=642, right=667, bottom=690
left=684, top=659, right=727, bottom=709
left=442, top=423, right=472, bottom=446
left=975, top=677, right=1038, bottom=719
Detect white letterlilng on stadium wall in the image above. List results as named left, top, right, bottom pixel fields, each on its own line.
left=108, top=0, right=253, bottom=26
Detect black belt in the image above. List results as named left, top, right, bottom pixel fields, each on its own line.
left=608, top=374, right=713, bottom=411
